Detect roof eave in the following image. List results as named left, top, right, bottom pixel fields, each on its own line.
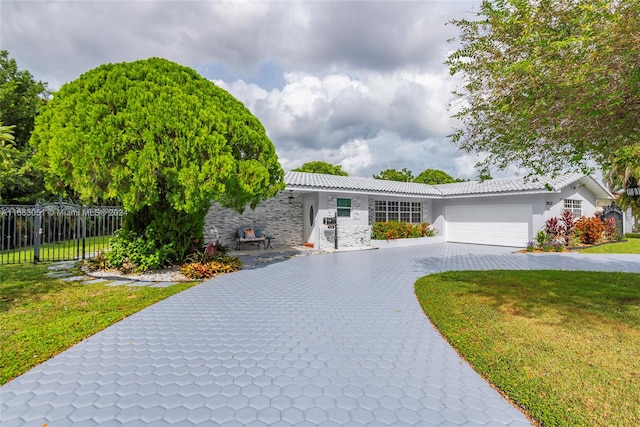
left=435, top=189, right=561, bottom=199
left=285, top=185, right=441, bottom=198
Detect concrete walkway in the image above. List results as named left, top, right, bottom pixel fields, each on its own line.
left=2, top=243, right=640, bottom=426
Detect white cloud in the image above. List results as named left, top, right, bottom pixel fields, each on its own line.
left=335, top=139, right=375, bottom=177
left=2, top=0, right=489, bottom=180
left=454, top=154, right=483, bottom=179
left=217, top=68, right=463, bottom=177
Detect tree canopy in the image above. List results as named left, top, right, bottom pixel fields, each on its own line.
left=31, top=57, right=284, bottom=263
left=0, top=51, right=51, bottom=203
left=0, top=123, right=16, bottom=200
left=446, top=0, right=640, bottom=176
left=374, top=167, right=465, bottom=184
left=292, top=161, right=348, bottom=176
left=373, top=168, right=414, bottom=182
left=0, top=50, right=48, bottom=149
left=414, top=168, right=457, bottom=185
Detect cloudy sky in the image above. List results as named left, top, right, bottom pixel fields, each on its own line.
left=1, top=0, right=498, bottom=179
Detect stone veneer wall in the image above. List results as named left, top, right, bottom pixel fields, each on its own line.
left=313, top=194, right=371, bottom=251
left=203, top=192, right=304, bottom=249
left=315, top=225, right=372, bottom=251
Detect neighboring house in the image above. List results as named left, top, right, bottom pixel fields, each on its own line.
left=204, top=171, right=616, bottom=250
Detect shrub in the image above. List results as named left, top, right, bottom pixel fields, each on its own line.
left=545, top=211, right=577, bottom=245
left=535, top=230, right=549, bottom=248
left=559, top=210, right=577, bottom=238
left=626, top=233, right=640, bottom=239
left=179, top=254, right=243, bottom=279
left=104, top=229, right=173, bottom=272
left=568, top=229, right=583, bottom=247
left=552, top=239, right=564, bottom=252
left=575, top=216, right=606, bottom=244
left=83, top=252, right=107, bottom=272
left=526, top=241, right=536, bottom=252
left=186, top=240, right=227, bottom=263
left=602, top=216, right=619, bottom=240
left=545, top=217, right=563, bottom=238
left=371, top=221, right=436, bottom=240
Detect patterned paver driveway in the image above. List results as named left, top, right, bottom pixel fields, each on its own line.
left=2, top=243, right=640, bottom=426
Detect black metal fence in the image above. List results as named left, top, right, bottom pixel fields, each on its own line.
left=0, top=202, right=124, bottom=264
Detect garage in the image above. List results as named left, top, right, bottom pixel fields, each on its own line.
left=445, top=204, right=531, bottom=247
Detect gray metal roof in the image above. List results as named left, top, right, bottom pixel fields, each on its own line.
left=433, top=172, right=588, bottom=196
left=285, top=171, right=442, bottom=196
left=285, top=171, right=613, bottom=199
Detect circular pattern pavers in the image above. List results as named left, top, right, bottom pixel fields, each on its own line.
left=3, top=243, right=640, bottom=426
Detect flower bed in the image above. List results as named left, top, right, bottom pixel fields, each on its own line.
left=524, top=212, right=622, bottom=253
left=370, top=221, right=442, bottom=248
left=371, top=221, right=437, bottom=240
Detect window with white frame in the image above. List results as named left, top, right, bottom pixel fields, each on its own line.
left=337, top=198, right=351, bottom=217
left=374, top=200, right=422, bottom=223
left=564, top=199, right=582, bottom=216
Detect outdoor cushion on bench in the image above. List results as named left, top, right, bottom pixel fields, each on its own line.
left=236, top=227, right=266, bottom=249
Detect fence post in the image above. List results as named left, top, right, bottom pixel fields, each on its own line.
left=82, top=205, right=87, bottom=259
left=34, top=204, right=41, bottom=263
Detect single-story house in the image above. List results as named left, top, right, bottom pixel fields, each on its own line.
left=204, top=171, right=627, bottom=250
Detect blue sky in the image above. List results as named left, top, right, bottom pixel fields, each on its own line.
left=1, top=0, right=500, bottom=179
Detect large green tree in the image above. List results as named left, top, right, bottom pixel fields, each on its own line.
left=373, top=168, right=414, bottom=182
left=0, top=50, right=48, bottom=148
left=292, top=161, right=348, bottom=176
left=447, top=0, right=640, bottom=176
left=31, top=58, right=284, bottom=264
left=0, top=51, right=51, bottom=203
left=414, top=168, right=457, bottom=184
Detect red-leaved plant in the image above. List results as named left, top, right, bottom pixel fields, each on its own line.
left=575, top=215, right=606, bottom=244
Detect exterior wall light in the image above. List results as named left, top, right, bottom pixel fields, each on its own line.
left=626, top=178, right=640, bottom=201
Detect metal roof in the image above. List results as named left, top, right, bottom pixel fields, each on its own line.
left=284, top=171, right=442, bottom=196
left=284, top=171, right=613, bottom=199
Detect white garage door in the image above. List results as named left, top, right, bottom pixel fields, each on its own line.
left=445, top=204, right=531, bottom=247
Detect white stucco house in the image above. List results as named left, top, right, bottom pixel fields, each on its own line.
left=204, top=171, right=621, bottom=250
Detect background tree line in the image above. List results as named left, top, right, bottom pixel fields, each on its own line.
left=0, top=50, right=51, bottom=203
left=293, top=161, right=470, bottom=184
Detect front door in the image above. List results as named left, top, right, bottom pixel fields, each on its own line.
left=303, top=197, right=316, bottom=244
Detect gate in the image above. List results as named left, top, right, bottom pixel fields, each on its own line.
left=0, top=202, right=125, bottom=264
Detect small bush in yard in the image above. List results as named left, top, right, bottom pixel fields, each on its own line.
left=372, top=221, right=436, bottom=240
left=560, top=210, right=577, bottom=238
left=552, top=239, right=564, bottom=252
left=83, top=252, right=107, bottom=272
left=535, top=230, right=549, bottom=248
left=575, top=216, right=606, bottom=244
left=545, top=217, right=563, bottom=238
left=180, top=254, right=243, bottom=279
left=602, top=216, right=619, bottom=240
left=104, top=229, right=173, bottom=272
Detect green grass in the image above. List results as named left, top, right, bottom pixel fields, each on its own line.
left=1, top=235, right=112, bottom=264
left=415, top=270, right=640, bottom=426
left=0, top=263, right=197, bottom=385
left=578, top=238, right=640, bottom=254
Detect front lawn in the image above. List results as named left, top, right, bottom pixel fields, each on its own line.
left=577, top=237, right=640, bottom=254
left=415, top=270, right=640, bottom=426
left=0, top=263, right=197, bottom=385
